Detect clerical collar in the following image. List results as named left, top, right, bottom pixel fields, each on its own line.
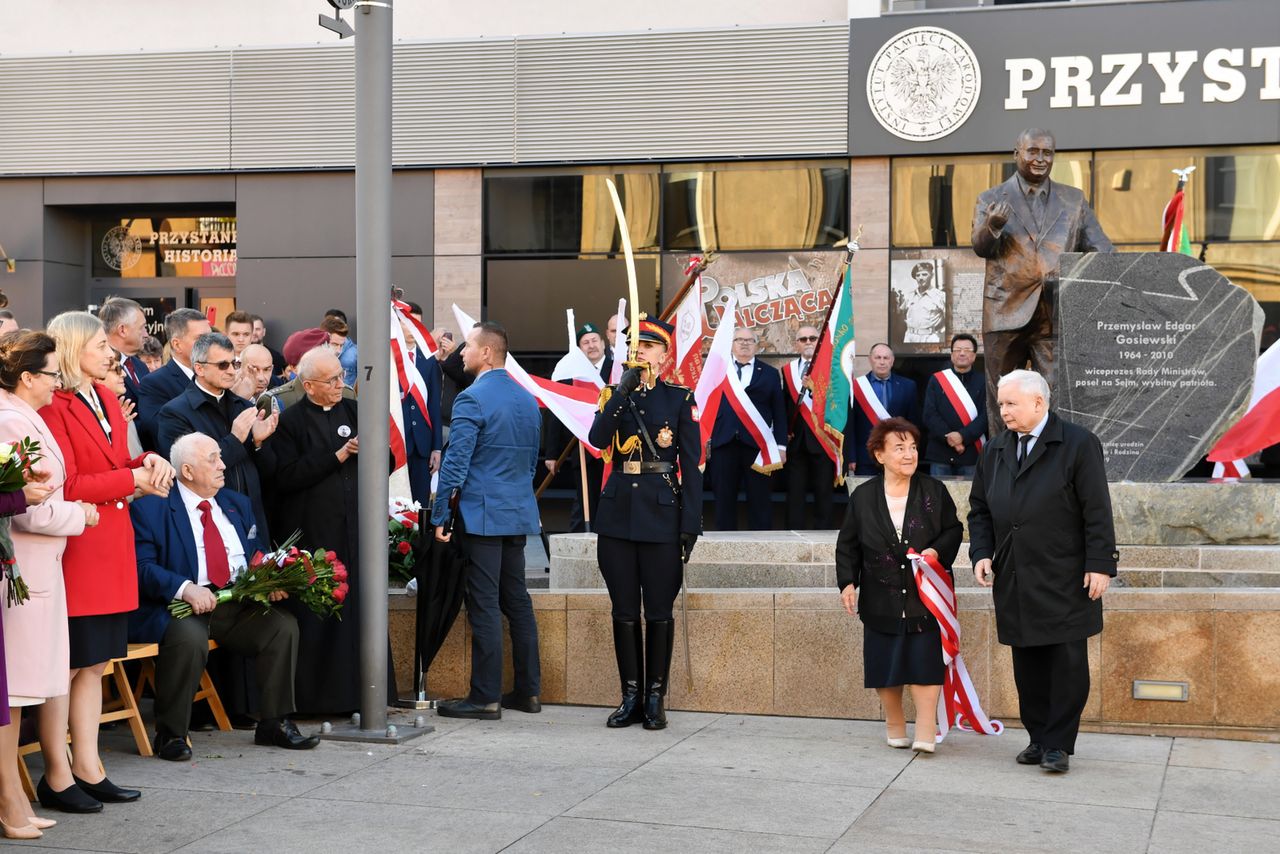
left=196, top=382, right=225, bottom=402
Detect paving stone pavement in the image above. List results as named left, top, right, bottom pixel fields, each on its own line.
left=8, top=706, right=1279, bottom=853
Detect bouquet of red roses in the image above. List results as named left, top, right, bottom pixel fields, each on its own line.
left=0, top=437, right=45, bottom=607
left=388, top=497, right=420, bottom=585
left=168, top=529, right=349, bottom=620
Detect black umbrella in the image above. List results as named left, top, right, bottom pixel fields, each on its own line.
left=404, top=488, right=469, bottom=704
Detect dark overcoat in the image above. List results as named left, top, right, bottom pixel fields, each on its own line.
left=835, top=473, right=963, bottom=635
left=967, top=412, right=1118, bottom=647
left=971, top=175, right=1113, bottom=333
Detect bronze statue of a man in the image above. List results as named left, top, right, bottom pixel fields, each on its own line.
left=972, top=128, right=1113, bottom=430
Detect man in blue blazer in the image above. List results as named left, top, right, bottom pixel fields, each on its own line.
left=844, top=343, right=920, bottom=475
left=399, top=315, right=444, bottom=508
left=130, top=432, right=318, bottom=761
left=138, top=308, right=211, bottom=449
left=98, top=296, right=151, bottom=407
left=156, top=332, right=277, bottom=550
left=431, top=321, right=542, bottom=720
left=708, top=328, right=788, bottom=530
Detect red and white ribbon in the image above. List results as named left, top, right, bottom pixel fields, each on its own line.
left=935, top=369, right=984, bottom=452
left=724, top=353, right=784, bottom=473
left=852, top=375, right=891, bottom=425
left=908, top=548, right=1003, bottom=742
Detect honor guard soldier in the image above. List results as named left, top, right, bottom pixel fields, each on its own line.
left=589, top=316, right=702, bottom=731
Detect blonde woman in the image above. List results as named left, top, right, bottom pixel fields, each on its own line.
left=38, top=312, right=173, bottom=813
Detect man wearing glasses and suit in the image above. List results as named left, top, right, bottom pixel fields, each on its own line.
left=782, top=325, right=839, bottom=528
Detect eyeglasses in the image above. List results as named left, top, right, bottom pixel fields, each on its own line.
left=796, top=336, right=819, bottom=343
left=733, top=339, right=755, bottom=345
left=306, top=374, right=344, bottom=388
left=951, top=347, right=976, bottom=354
left=33, top=370, right=63, bottom=384
left=107, top=363, right=125, bottom=375
left=198, top=359, right=242, bottom=371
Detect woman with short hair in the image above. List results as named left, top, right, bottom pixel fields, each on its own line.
left=836, top=416, right=962, bottom=753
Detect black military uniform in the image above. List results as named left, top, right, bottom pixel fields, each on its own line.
left=588, top=316, right=702, bottom=731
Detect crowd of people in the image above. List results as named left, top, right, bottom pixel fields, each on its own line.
left=0, top=297, right=447, bottom=840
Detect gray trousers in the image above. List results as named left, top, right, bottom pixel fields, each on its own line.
left=155, top=598, right=299, bottom=740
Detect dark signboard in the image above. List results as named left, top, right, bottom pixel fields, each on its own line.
left=849, top=0, right=1280, bottom=156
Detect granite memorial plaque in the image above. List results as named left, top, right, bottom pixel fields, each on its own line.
left=1055, top=251, right=1263, bottom=482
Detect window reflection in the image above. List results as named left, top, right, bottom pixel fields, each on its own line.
left=891, top=153, right=1090, bottom=248
left=662, top=161, right=849, bottom=251
left=485, top=256, right=660, bottom=352
left=1095, top=146, right=1280, bottom=244
left=484, top=168, right=660, bottom=255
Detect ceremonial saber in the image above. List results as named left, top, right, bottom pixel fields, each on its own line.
left=605, top=179, right=641, bottom=367
left=606, top=177, right=694, bottom=688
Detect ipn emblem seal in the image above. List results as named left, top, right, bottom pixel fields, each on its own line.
left=101, top=225, right=143, bottom=272
left=866, top=26, right=980, bottom=142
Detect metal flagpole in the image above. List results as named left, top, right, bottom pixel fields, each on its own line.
left=320, top=0, right=427, bottom=744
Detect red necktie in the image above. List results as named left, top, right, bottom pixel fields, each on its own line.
left=123, top=358, right=138, bottom=384
left=198, top=500, right=231, bottom=589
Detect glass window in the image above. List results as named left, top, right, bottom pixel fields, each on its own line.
left=91, top=215, right=237, bottom=278
left=891, top=152, right=1090, bottom=248
left=485, top=256, right=660, bottom=353
left=662, top=161, right=849, bottom=251
left=1094, top=146, right=1280, bottom=245
left=484, top=167, right=660, bottom=254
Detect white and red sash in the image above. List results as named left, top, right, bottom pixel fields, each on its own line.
left=784, top=360, right=840, bottom=470
left=908, top=549, right=1003, bottom=742
left=852, top=375, right=891, bottom=425
left=934, top=369, right=984, bottom=452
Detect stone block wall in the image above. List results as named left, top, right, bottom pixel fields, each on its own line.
left=391, top=587, right=1280, bottom=740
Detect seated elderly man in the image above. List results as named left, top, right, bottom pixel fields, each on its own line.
left=129, top=432, right=319, bottom=760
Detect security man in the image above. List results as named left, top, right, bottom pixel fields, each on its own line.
left=589, top=316, right=702, bottom=731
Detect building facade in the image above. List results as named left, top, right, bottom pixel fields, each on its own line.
left=0, top=0, right=1275, bottom=382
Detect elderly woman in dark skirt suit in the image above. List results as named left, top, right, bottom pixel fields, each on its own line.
left=836, top=416, right=962, bottom=753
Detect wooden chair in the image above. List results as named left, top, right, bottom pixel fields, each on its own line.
left=16, top=640, right=232, bottom=795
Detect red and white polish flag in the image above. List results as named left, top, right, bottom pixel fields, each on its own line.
left=452, top=304, right=601, bottom=456
left=692, top=295, right=737, bottom=455
left=1208, top=339, right=1279, bottom=471
left=551, top=309, right=605, bottom=391
left=909, top=549, right=1003, bottom=742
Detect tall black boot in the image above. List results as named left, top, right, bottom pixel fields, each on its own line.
left=642, top=619, right=674, bottom=731
left=606, top=620, right=645, bottom=728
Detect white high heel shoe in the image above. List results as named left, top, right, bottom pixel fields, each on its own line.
left=912, top=740, right=936, bottom=754
left=887, top=736, right=912, bottom=748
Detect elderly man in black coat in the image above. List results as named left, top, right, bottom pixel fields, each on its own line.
left=968, top=369, right=1117, bottom=774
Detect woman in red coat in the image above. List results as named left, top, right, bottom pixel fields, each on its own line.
left=38, top=312, right=174, bottom=814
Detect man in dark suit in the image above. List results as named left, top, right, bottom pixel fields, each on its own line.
left=543, top=322, right=612, bottom=532
left=968, top=370, right=1117, bottom=774
left=845, top=343, right=919, bottom=476
left=398, top=314, right=444, bottom=509
left=156, top=332, right=278, bottom=550
left=783, top=325, right=838, bottom=528
left=138, top=308, right=211, bottom=448
left=431, top=321, right=542, bottom=720
left=98, top=296, right=150, bottom=407
left=972, top=128, right=1113, bottom=430
left=130, top=432, right=319, bottom=760
left=709, top=328, right=787, bottom=530
left=921, top=333, right=987, bottom=478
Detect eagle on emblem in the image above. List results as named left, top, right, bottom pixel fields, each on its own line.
left=886, top=47, right=959, bottom=122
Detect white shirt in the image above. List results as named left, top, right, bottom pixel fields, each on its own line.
left=176, top=359, right=195, bottom=380
left=1019, top=412, right=1050, bottom=457
left=735, top=357, right=755, bottom=386
left=173, top=482, right=247, bottom=600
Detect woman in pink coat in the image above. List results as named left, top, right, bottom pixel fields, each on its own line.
left=0, top=331, right=95, bottom=840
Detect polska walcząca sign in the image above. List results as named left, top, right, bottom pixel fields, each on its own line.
left=848, top=0, right=1280, bottom=155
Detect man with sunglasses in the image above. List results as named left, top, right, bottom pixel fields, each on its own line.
left=155, top=332, right=278, bottom=551
left=783, top=325, right=839, bottom=528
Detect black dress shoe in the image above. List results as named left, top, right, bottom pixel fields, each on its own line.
left=72, top=775, right=141, bottom=803
left=1016, top=743, right=1045, bottom=765
left=1040, top=748, right=1070, bottom=773
left=500, top=692, right=542, bottom=714
left=254, top=719, right=320, bottom=750
left=436, top=698, right=501, bottom=720
left=229, top=713, right=260, bottom=731
left=154, top=733, right=193, bottom=762
left=36, top=777, right=103, bottom=814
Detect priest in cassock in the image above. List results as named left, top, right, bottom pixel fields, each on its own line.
left=265, top=346, right=381, bottom=713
